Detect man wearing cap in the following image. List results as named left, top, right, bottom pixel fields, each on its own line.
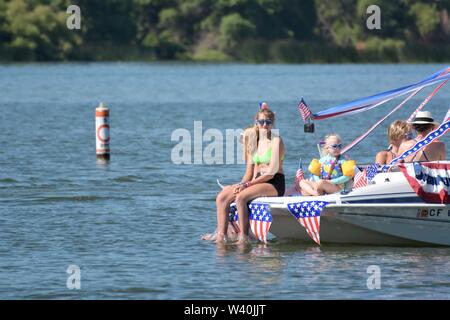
left=397, top=111, right=446, bottom=162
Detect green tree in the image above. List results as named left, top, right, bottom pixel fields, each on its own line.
left=218, top=13, right=255, bottom=50
left=315, top=0, right=358, bottom=46
left=75, top=0, right=136, bottom=44
left=4, top=0, right=81, bottom=60
left=356, top=0, right=410, bottom=40
left=409, top=2, right=440, bottom=40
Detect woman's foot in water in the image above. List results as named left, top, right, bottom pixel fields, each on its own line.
left=201, top=233, right=217, bottom=241
left=214, top=232, right=227, bottom=243
left=236, top=234, right=250, bottom=245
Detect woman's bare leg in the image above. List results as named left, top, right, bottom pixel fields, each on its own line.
left=214, top=186, right=236, bottom=242
left=235, top=183, right=278, bottom=243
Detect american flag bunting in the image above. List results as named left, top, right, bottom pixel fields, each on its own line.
left=287, top=201, right=327, bottom=245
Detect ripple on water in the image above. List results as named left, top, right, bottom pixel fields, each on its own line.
left=0, top=178, right=18, bottom=183
left=34, top=195, right=106, bottom=203
left=112, top=175, right=140, bottom=183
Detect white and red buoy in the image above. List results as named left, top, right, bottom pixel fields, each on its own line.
left=95, top=102, right=110, bottom=161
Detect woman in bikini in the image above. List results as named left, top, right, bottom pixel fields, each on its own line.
left=202, top=103, right=285, bottom=244
left=375, top=120, right=412, bottom=165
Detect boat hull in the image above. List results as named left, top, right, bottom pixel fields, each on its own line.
left=269, top=205, right=450, bottom=246
left=250, top=170, right=450, bottom=246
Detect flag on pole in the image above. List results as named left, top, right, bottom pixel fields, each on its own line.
left=248, top=203, right=272, bottom=243
left=353, top=169, right=367, bottom=188
left=295, top=158, right=305, bottom=191
left=353, top=164, right=379, bottom=189
left=287, top=201, right=327, bottom=245
left=295, top=168, right=305, bottom=189
left=297, top=98, right=312, bottom=122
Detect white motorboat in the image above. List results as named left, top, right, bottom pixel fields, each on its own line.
left=236, top=67, right=450, bottom=246
left=250, top=164, right=450, bottom=246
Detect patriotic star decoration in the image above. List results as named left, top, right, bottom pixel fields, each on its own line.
left=287, top=201, right=327, bottom=219
left=249, top=204, right=272, bottom=222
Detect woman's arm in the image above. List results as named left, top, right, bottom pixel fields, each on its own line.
left=375, top=150, right=387, bottom=165
left=240, top=159, right=254, bottom=184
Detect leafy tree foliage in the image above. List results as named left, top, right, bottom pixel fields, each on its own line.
left=0, top=0, right=448, bottom=61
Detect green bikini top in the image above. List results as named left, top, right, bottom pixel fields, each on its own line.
left=252, top=147, right=284, bottom=165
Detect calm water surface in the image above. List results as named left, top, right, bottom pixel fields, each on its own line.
left=0, top=63, right=449, bottom=299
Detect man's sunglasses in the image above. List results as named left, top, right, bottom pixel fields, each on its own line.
left=328, top=143, right=343, bottom=149
left=255, top=119, right=273, bottom=126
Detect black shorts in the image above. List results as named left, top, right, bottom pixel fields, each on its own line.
left=267, top=173, right=285, bottom=196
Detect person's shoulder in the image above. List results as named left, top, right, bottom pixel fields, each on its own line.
left=429, top=140, right=446, bottom=149
left=398, top=139, right=415, bottom=152
left=376, top=150, right=388, bottom=157
left=401, top=139, right=415, bottom=146
left=271, top=136, right=282, bottom=145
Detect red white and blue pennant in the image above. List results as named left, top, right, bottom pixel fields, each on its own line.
left=287, top=201, right=328, bottom=245
left=230, top=203, right=273, bottom=243
left=399, top=162, right=450, bottom=204
left=248, top=203, right=273, bottom=243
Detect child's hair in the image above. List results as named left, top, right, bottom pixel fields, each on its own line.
left=388, top=120, right=411, bottom=143
left=321, top=133, right=342, bottom=156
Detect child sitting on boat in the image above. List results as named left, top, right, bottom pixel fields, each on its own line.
left=299, top=133, right=355, bottom=196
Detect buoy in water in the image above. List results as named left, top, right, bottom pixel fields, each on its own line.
left=96, top=102, right=110, bottom=161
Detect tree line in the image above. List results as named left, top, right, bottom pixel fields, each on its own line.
left=0, top=0, right=449, bottom=62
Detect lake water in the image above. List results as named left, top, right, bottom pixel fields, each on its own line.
left=0, top=63, right=449, bottom=299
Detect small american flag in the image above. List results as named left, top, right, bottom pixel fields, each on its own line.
left=354, top=164, right=379, bottom=189
left=297, top=98, right=312, bottom=122
left=287, top=201, right=327, bottom=245
left=249, top=203, right=272, bottom=243
left=353, top=169, right=367, bottom=188
left=295, top=168, right=305, bottom=191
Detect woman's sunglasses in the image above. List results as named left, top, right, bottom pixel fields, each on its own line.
left=328, top=143, right=343, bottom=149
left=255, top=119, right=273, bottom=126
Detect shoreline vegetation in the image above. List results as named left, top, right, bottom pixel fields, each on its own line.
left=0, top=0, right=449, bottom=63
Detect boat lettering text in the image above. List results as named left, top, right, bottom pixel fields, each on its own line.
left=417, top=208, right=446, bottom=218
